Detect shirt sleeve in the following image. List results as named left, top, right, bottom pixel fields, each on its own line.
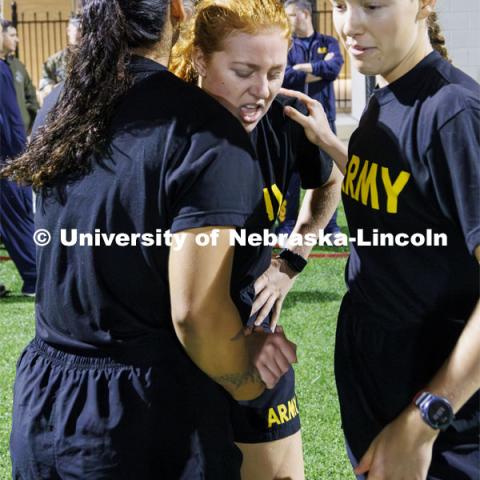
left=311, top=37, right=344, bottom=81
left=425, top=105, right=480, bottom=255
left=283, top=47, right=307, bottom=92
left=167, top=126, right=257, bottom=233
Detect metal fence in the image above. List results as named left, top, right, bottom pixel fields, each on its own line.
left=10, top=1, right=352, bottom=113
left=11, top=2, right=69, bottom=91
left=313, top=2, right=351, bottom=113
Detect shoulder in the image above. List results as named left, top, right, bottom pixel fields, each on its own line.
left=258, top=95, right=308, bottom=140
left=116, top=71, right=251, bottom=149
left=45, top=50, right=66, bottom=65
left=421, top=60, right=480, bottom=129
left=314, top=32, right=339, bottom=45
left=271, top=94, right=308, bottom=117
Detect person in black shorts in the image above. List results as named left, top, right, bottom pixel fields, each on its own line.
left=2, top=0, right=299, bottom=478
left=254, top=0, right=480, bottom=478
left=170, top=1, right=342, bottom=478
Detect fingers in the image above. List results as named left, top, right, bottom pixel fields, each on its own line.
left=255, top=362, right=279, bottom=389
left=254, top=343, right=291, bottom=388
left=251, top=287, right=272, bottom=317
left=279, top=87, right=315, bottom=106
left=253, top=272, right=268, bottom=296
left=271, top=331, right=297, bottom=364
left=354, top=443, right=375, bottom=476
left=283, top=105, right=310, bottom=129
left=270, top=299, right=283, bottom=331
left=253, top=295, right=276, bottom=327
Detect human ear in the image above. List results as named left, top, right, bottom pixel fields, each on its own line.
left=417, top=0, right=436, bottom=21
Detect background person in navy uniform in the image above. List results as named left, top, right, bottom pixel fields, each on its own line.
left=171, top=0, right=342, bottom=477
left=1, top=19, right=39, bottom=133
left=254, top=0, right=480, bottom=479
left=276, top=0, right=344, bottom=236
left=0, top=32, right=36, bottom=296
left=2, top=1, right=298, bottom=478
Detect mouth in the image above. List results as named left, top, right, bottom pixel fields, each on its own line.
left=348, top=44, right=376, bottom=57
left=239, top=103, right=265, bottom=125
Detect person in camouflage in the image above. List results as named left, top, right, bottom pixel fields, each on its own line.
left=39, top=15, right=81, bottom=97
left=1, top=19, right=39, bottom=133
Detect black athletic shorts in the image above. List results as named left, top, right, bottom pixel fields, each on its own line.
left=230, top=365, right=301, bottom=443
left=10, top=337, right=242, bottom=480
left=335, top=293, right=480, bottom=480
left=229, top=303, right=301, bottom=444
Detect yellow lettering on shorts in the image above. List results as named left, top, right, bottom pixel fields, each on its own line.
left=268, top=408, right=281, bottom=428
left=381, top=167, right=411, bottom=214
left=288, top=399, right=297, bottom=419
left=278, top=404, right=289, bottom=424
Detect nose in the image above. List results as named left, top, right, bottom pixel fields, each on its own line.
left=342, top=5, right=365, bottom=38
left=250, top=75, right=270, bottom=100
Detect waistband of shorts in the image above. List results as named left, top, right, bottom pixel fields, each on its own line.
left=30, top=336, right=178, bottom=368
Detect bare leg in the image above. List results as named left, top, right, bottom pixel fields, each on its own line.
left=236, top=430, right=305, bottom=480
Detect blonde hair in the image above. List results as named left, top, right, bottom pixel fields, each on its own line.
left=170, top=0, right=291, bottom=82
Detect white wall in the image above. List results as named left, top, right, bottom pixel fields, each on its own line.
left=436, top=0, right=480, bottom=82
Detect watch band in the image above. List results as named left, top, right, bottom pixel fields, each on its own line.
left=414, top=391, right=454, bottom=431
left=278, top=248, right=308, bottom=273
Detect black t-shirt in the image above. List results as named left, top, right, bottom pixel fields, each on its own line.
left=35, top=58, right=257, bottom=353
left=343, top=51, right=480, bottom=326
left=35, top=58, right=332, bottom=353
left=230, top=96, right=333, bottom=323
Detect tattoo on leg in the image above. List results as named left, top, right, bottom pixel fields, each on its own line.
left=212, top=365, right=263, bottom=390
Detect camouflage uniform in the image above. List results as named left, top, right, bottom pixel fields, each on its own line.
left=39, top=49, right=68, bottom=93
left=5, top=55, right=39, bottom=132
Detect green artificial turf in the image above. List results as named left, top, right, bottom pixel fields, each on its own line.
left=0, top=203, right=355, bottom=479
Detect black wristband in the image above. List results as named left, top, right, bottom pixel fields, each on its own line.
left=278, top=248, right=308, bottom=273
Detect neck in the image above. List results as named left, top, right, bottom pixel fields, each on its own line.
left=379, top=35, right=433, bottom=86
left=297, top=23, right=314, bottom=38
left=131, top=48, right=170, bottom=67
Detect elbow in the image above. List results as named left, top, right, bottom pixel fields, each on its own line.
left=171, top=299, right=219, bottom=336
left=171, top=303, right=200, bottom=335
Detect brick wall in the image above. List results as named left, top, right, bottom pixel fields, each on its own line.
left=436, top=0, right=480, bottom=81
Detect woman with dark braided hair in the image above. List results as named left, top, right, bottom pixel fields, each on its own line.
left=252, top=0, right=480, bottom=479
left=4, top=0, right=298, bottom=478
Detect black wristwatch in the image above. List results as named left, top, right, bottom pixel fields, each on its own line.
left=414, top=392, right=454, bottom=431
left=277, top=248, right=308, bottom=273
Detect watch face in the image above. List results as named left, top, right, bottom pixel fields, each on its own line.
left=427, top=398, right=453, bottom=428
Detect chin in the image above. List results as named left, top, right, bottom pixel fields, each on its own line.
left=243, top=122, right=258, bottom=133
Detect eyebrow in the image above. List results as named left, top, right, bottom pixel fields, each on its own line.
left=231, top=62, right=285, bottom=70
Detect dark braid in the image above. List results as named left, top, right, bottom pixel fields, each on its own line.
left=428, top=12, right=450, bottom=62
left=1, top=0, right=169, bottom=189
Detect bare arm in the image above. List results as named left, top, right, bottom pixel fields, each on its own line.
left=355, top=246, right=480, bottom=480
left=169, top=227, right=297, bottom=400
left=252, top=167, right=343, bottom=328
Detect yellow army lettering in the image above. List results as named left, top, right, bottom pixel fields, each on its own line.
left=263, top=183, right=284, bottom=221
left=268, top=397, right=300, bottom=428
left=342, top=155, right=410, bottom=214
